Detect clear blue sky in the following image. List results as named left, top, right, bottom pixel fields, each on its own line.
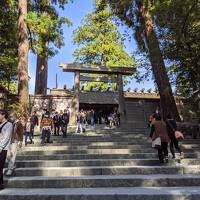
left=28, top=0, right=154, bottom=94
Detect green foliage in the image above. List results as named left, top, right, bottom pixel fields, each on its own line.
left=27, top=0, right=72, bottom=57
left=73, top=5, right=135, bottom=90
left=8, top=102, right=28, bottom=122
left=102, top=0, right=200, bottom=102
left=152, top=0, right=200, bottom=99
left=0, top=80, right=17, bottom=94
left=0, top=0, right=18, bottom=93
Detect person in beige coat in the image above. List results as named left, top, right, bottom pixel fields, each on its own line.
left=6, top=112, right=23, bottom=176
left=150, top=113, right=170, bottom=164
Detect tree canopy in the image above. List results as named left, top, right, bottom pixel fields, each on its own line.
left=73, top=4, right=135, bottom=90
left=0, top=0, right=18, bottom=93
left=27, top=0, right=72, bottom=57
left=152, top=0, right=200, bottom=98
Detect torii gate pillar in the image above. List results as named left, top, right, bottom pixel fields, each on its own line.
left=118, top=74, right=126, bottom=126
left=70, top=71, right=80, bottom=125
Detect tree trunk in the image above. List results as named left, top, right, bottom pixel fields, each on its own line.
left=138, top=1, right=180, bottom=121
left=18, top=0, right=29, bottom=116
left=35, top=54, right=48, bottom=95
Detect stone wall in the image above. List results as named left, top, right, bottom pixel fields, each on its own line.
left=30, top=95, right=73, bottom=115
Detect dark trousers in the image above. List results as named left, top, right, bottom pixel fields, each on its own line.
left=25, top=132, right=33, bottom=144
left=157, top=142, right=168, bottom=163
left=0, top=150, right=7, bottom=185
left=41, top=129, right=51, bottom=144
left=54, top=124, right=60, bottom=135
left=62, top=124, right=68, bottom=138
left=170, top=138, right=182, bottom=158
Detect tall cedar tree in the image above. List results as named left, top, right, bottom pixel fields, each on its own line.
left=18, top=0, right=29, bottom=117
left=101, top=0, right=180, bottom=120
left=73, top=4, right=135, bottom=91
left=27, top=0, right=72, bottom=94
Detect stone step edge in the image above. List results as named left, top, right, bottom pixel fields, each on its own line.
left=12, top=164, right=196, bottom=170
left=0, top=187, right=200, bottom=196
left=6, top=174, right=200, bottom=181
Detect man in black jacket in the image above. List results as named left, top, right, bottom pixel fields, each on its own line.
left=61, top=108, right=70, bottom=138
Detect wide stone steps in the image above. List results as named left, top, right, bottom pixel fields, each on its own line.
left=16, top=152, right=200, bottom=160
left=12, top=165, right=200, bottom=176
left=11, top=158, right=200, bottom=168
left=13, top=159, right=170, bottom=167
left=19, top=144, right=200, bottom=150
left=1, top=130, right=200, bottom=200
left=7, top=174, right=200, bottom=188
left=0, top=187, right=200, bottom=200
left=17, top=148, right=200, bottom=155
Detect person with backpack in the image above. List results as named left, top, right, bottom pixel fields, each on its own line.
left=0, top=109, right=13, bottom=189
left=6, top=112, right=24, bottom=176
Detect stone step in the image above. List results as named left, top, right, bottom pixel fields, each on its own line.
left=19, top=144, right=200, bottom=151
left=21, top=145, right=157, bottom=150
left=1, top=187, right=200, bottom=200
left=20, top=143, right=200, bottom=150
left=12, top=165, right=200, bottom=176
left=48, top=137, right=150, bottom=141
left=29, top=139, right=200, bottom=145
left=13, top=159, right=171, bottom=168
left=7, top=174, right=200, bottom=188
left=27, top=140, right=153, bottom=145
left=18, top=148, right=199, bottom=155
left=182, top=159, right=200, bottom=165
left=16, top=152, right=198, bottom=160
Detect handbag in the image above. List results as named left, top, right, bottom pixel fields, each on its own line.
left=152, top=137, right=161, bottom=148
left=175, top=131, right=184, bottom=141
left=166, top=119, right=184, bottom=141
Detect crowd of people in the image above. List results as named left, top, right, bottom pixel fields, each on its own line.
left=0, top=107, right=120, bottom=189
left=0, top=106, right=188, bottom=190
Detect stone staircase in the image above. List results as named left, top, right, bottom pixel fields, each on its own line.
left=1, top=129, right=200, bottom=199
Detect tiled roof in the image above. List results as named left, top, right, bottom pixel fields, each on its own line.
left=124, top=91, right=160, bottom=99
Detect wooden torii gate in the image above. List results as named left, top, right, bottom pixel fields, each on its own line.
left=59, top=63, right=134, bottom=125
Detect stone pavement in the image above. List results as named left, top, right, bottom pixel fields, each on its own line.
left=1, top=127, right=200, bottom=199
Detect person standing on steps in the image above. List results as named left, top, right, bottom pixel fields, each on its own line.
left=40, top=110, right=53, bottom=145
left=150, top=113, right=170, bottom=164
left=30, top=111, right=38, bottom=138
left=53, top=111, right=60, bottom=136
left=58, top=110, right=64, bottom=136
left=61, top=108, right=70, bottom=138
left=6, top=112, right=24, bottom=176
left=24, top=117, right=34, bottom=146
left=166, top=113, right=183, bottom=159
left=75, top=111, right=83, bottom=134
left=0, top=109, right=13, bottom=189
